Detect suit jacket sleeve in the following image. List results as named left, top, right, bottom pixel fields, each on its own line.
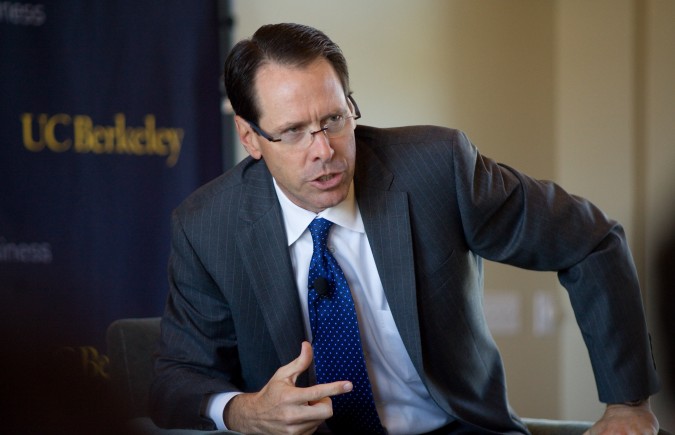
left=148, top=172, right=250, bottom=431
left=148, top=207, right=238, bottom=430
left=447, top=129, right=660, bottom=403
left=356, top=124, right=659, bottom=409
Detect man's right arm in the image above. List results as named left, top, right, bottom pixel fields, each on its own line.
left=150, top=211, right=351, bottom=433
left=149, top=210, right=243, bottom=430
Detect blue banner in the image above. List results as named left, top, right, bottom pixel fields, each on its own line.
left=0, top=1, right=227, bottom=354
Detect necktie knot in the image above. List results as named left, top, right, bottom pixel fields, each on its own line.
left=309, top=217, right=333, bottom=250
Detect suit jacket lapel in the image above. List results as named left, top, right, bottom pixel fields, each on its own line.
left=355, top=144, right=424, bottom=375
left=234, top=145, right=424, bottom=384
left=235, top=161, right=308, bottom=383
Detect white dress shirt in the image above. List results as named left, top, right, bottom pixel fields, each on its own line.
left=208, top=180, right=450, bottom=434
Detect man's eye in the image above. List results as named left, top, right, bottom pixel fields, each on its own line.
left=327, top=115, right=344, bottom=123
left=280, top=130, right=306, bottom=144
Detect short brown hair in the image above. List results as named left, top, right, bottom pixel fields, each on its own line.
left=223, top=23, right=350, bottom=123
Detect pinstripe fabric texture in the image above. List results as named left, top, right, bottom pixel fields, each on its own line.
left=150, top=125, right=659, bottom=432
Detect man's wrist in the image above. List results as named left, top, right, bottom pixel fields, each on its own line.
left=206, top=391, right=242, bottom=430
left=608, top=397, right=649, bottom=407
left=223, top=392, right=253, bottom=433
left=623, top=398, right=649, bottom=406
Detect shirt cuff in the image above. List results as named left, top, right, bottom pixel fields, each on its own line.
left=205, top=391, right=242, bottom=430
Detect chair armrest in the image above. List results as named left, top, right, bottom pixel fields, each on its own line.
left=106, top=317, right=161, bottom=418
left=522, top=417, right=592, bottom=435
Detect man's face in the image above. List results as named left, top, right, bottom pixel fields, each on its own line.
left=235, top=58, right=356, bottom=213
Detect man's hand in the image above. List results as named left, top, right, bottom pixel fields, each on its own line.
left=223, top=341, right=353, bottom=435
left=584, top=400, right=659, bottom=435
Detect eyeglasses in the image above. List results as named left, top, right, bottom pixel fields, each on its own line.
left=246, top=95, right=361, bottom=147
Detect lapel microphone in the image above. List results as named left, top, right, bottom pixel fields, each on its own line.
left=313, top=277, right=330, bottom=298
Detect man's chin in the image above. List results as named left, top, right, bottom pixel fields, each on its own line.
left=306, top=189, right=349, bottom=213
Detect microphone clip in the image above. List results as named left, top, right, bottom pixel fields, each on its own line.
left=312, top=277, right=331, bottom=298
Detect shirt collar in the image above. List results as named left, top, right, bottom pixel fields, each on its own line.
left=273, top=178, right=364, bottom=246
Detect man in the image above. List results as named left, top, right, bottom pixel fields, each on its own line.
left=150, top=23, right=660, bottom=434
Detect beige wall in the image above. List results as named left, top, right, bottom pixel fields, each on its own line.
left=556, top=0, right=675, bottom=427
left=230, top=0, right=674, bottom=427
left=643, top=0, right=675, bottom=429
left=555, top=0, right=637, bottom=421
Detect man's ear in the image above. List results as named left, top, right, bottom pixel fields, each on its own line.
left=234, top=115, right=263, bottom=160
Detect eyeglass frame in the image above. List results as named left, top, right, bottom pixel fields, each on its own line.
left=244, top=95, right=361, bottom=144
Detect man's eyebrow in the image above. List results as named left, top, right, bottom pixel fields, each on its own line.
left=273, top=106, right=348, bottom=131
left=275, top=119, right=307, bottom=132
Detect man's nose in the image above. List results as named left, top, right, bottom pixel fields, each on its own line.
left=311, top=129, right=334, bottom=161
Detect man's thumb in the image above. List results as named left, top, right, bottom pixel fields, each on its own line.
left=277, top=341, right=313, bottom=382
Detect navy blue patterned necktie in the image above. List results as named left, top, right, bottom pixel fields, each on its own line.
left=307, top=217, right=386, bottom=434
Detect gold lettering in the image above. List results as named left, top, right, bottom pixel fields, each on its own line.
left=21, top=113, right=45, bottom=151
left=114, top=113, right=129, bottom=154
left=165, top=128, right=184, bottom=167
left=153, top=131, right=169, bottom=157
left=79, top=346, right=110, bottom=379
left=155, top=129, right=171, bottom=156
left=143, top=115, right=159, bottom=154
left=92, top=125, right=115, bottom=154
left=44, top=113, right=72, bottom=152
left=73, top=115, right=94, bottom=152
left=126, top=127, right=145, bottom=155
left=22, top=112, right=183, bottom=166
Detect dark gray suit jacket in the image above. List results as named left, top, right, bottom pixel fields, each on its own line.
left=150, top=125, right=659, bottom=433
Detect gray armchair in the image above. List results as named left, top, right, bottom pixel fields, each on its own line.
left=104, top=317, right=653, bottom=435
